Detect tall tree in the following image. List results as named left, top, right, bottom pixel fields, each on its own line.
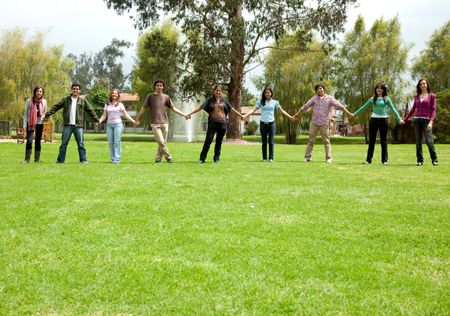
left=132, top=20, right=181, bottom=99
left=335, top=16, right=410, bottom=142
left=93, top=39, right=131, bottom=90
left=104, top=0, right=357, bottom=139
left=67, top=39, right=131, bottom=92
left=0, top=28, right=73, bottom=125
left=67, top=52, right=93, bottom=90
left=411, top=20, right=450, bottom=92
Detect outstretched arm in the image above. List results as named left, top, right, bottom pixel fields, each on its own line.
left=242, top=107, right=257, bottom=120
left=230, top=107, right=244, bottom=119
left=186, top=106, right=202, bottom=119
left=278, top=106, right=294, bottom=120
left=98, top=110, right=107, bottom=124
left=134, top=106, right=145, bottom=126
left=341, top=106, right=355, bottom=120
left=171, top=105, right=187, bottom=117
left=122, top=109, right=136, bottom=124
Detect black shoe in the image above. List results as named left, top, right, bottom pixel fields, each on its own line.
left=432, top=161, right=438, bottom=166
left=417, top=162, right=423, bottom=166
left=167, top=158, right=173, bottom=163
left=155, top=159, right=162, bottom=163
left=198, top=159, right=205, bottom=164
left=213, top=159, right=220, bottom=163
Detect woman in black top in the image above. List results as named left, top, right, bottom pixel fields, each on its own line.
left=186, top=84, right=243, bottom=163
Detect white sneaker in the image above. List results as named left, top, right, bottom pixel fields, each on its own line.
left=304, top=158, right=311, bottom=162
left=326, top=159, right=332, bottom=163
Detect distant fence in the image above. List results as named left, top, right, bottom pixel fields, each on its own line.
left=0, top=120, right=10, bottom=136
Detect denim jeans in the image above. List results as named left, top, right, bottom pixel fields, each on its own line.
left=260, top=121, right=275, bottom=160
left=413, top=118, right=438, bottom=163
left=26, top=124, right=43, bottom=152
left=200, top=121, right=226, bottom=162
left=366, top=117, right=389, bottom=163
left=107, top=122, right=123, bottom=163
left=57, top=125, right=86, bottom=163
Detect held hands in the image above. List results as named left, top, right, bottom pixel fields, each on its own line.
left=399, top=119, right=405, bottom=125
left=185, top=114, right=192, bottom=120
left=135, top=120, right=141, bottom=127
left=347, top=113, right=355, bottom=121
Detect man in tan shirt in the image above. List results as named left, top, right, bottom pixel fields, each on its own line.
left=135, top=80, right=187, bottom=163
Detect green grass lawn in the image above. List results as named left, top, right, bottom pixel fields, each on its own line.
left=0, top=139, right=449, bottom=314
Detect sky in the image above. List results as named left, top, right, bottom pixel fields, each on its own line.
left=1, top=0, right=449, bottom=93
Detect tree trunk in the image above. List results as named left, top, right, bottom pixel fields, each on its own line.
left=227, top=4, right=245, bottom=140
left=285, top=121, right=298, bottom=144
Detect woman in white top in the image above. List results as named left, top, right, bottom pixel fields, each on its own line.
left=98, top=89, right=135, bottom=163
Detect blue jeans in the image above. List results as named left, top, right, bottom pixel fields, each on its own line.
left=260, top=121, right=275, bottom=160
left=57, top=125, right=86, bottom=163
left=107, top=122, right=123, bottom=163
left=413, top=118, right=438, bottom=163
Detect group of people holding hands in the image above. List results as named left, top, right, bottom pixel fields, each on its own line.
left=22, top=79, right=438, bottom=166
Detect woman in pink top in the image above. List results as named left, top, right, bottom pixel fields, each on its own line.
left=98, top=89, right=136, bottom=163
left=404, top=79, right=438, bottom=166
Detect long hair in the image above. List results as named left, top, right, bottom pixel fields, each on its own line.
left=373, top=83, right=388, bottom=104
left=416, top=78, right=431, bottom=95
left=32, top=85, right=44, bottom=101
left=211, top=84, right=223, bottom=100
left=109, top=88, right=121, bottom=103
left=260, top=87, right=273, bottom=106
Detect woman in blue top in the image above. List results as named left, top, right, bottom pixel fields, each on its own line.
left=352, top=83, right=404, bottom=164
left=243, top=88, right=293, bottom=162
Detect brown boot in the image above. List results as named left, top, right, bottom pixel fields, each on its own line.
left=23, top=149, right=31, bottom=164
left=34, top=150, right=41, bottom=163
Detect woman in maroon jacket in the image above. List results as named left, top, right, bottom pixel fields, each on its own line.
left=404, top=79, right=438, bottom=166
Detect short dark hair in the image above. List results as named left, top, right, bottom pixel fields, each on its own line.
left=153, top=79, right=165, bottom=87
left=71, top=82, right=81, bottom=89
left=314, top=83, right=325, bottom=91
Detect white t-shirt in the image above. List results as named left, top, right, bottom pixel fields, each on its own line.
left=70, top=97, right=77, bottom=125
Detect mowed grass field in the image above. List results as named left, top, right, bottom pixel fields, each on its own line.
left=0, top=138, right=449, bottom=315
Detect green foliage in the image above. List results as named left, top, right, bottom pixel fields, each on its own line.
left=68, top=39, right=131, bottom=92
left=335, top=16, right=411, bottom=142
left=86, top=83, right=110, bottom=121
left=1, top=142, right=449, bottom=314
left=244, top=120, right=258, bottom=135
left=104, top=0, right=358, bottom=138
left=0, top=28, right=73, bottom=126
left=411, top=20, right=450, bottom=91
left=132, top=20, right=181, bottom=98
left=434, top=89, right=450, bottom=142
